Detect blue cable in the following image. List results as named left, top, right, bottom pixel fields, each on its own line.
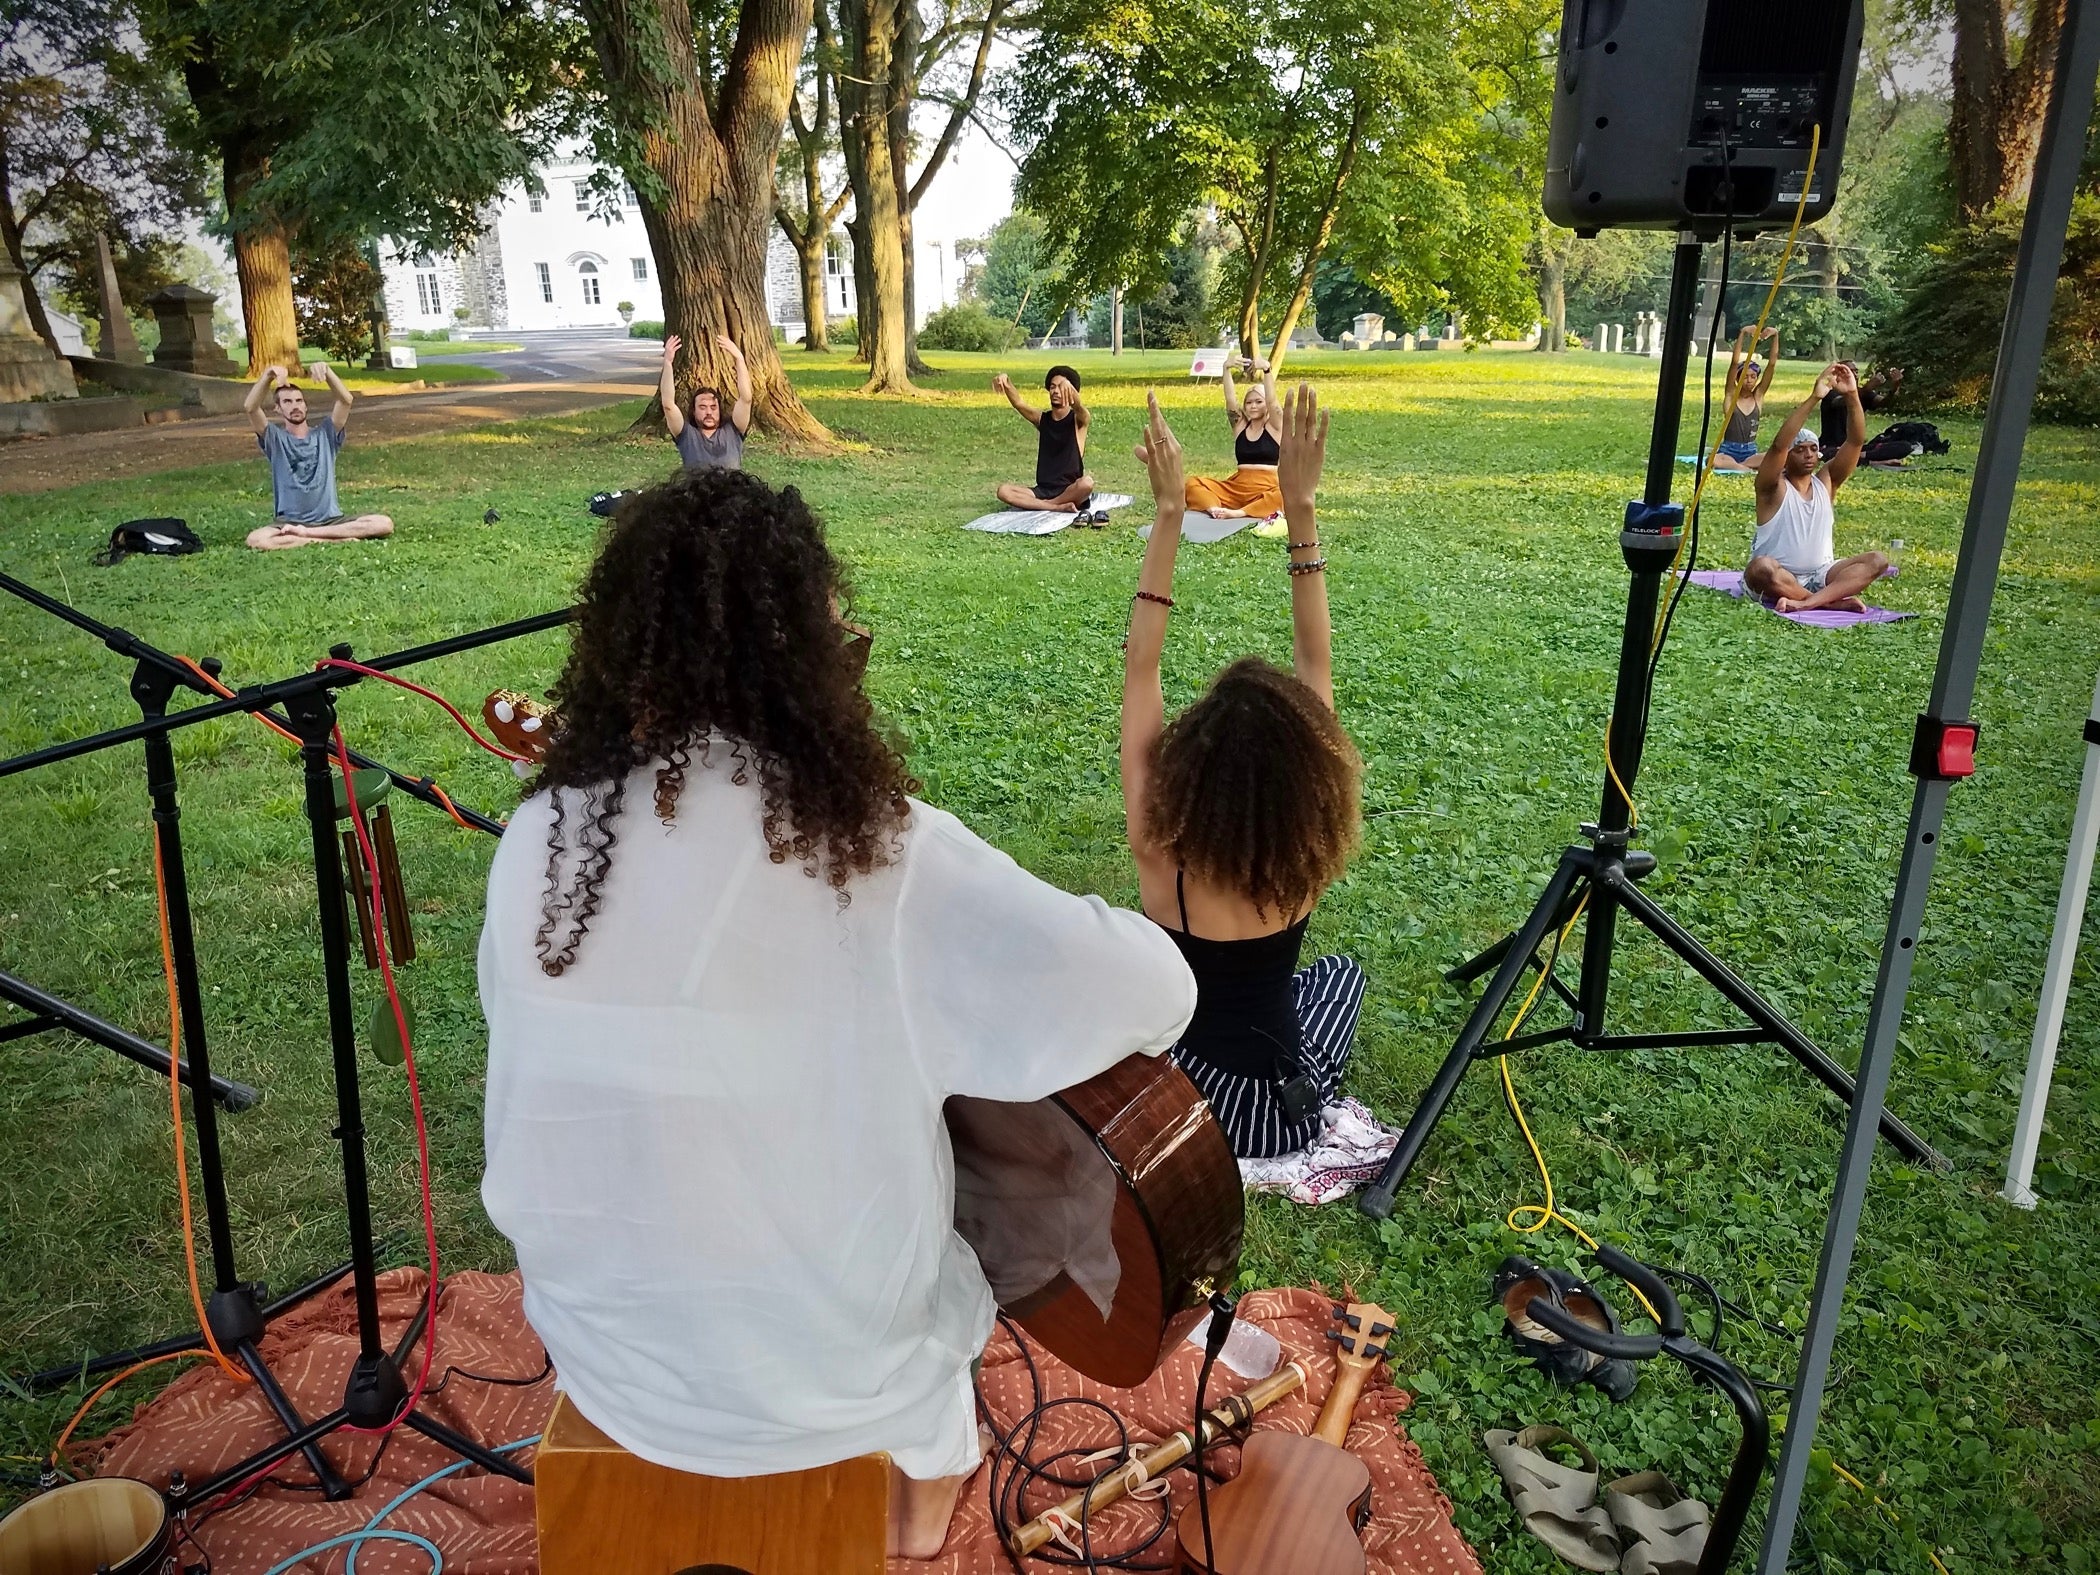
left=260, top=1529, right=444, bottom=1575
left=252, top=1434, right=540, bottom=1575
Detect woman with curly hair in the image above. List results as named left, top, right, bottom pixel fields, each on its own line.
left=1124, top=384, right=1366, bottom=1158
left=477, top=468, right=1194, bottom=1557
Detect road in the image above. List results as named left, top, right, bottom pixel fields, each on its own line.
left=3, top=331, right=660, bottom=496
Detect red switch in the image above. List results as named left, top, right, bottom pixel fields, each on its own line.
left=1937, top=724, right=1978, bottom=778
left=1910, top=716, right=1981, bottom=781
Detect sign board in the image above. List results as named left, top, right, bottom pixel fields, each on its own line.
left=390, top=345, right=418, bottom=369
left=1188, top=349, right=1229, bottom=379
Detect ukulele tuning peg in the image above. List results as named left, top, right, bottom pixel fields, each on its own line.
left=1331, top=1303, right=1346, bottom=1319
left=1370, top=1321, right=1393, bottom=1337
left=1323, top=1329, right=1343, bottom=1343
left=1343, top=1312, right=1362, bottom=1330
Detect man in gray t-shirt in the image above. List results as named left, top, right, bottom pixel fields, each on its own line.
left=660, top=331, right=752, bottom=470
left=242, top=364, right=396, bottom=550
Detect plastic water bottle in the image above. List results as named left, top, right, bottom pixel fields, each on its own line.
left=1888, top=538, right=1905, bottom=578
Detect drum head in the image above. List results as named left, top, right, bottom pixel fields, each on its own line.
left=0, top=1477, right=172, bottom=1575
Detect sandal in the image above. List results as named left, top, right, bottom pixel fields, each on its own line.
left=1483, top=1426, right=1621, bottom=1572
left=1492, top=1255, right=1641, bottom=1402
left=1604, top=1471, right=1709, bottom=1575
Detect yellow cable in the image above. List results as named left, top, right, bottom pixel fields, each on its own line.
left=1606, top=123, right=1826, bottom=829
left=1830, top=1463, right=1954, bottom=1575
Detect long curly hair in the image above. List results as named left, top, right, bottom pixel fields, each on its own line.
left=1143, top=657, right=1361, bottom=921
left=532, top=468, right=915, bottom=975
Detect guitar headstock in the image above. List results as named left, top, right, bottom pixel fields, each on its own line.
left=1327, top=1301, right=1394, bottom=1375
left=484, top=689, right=554, bottom=769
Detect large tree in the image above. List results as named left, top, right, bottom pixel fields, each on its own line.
left=1944, top=0, right=2069, bottom=219
left=0, top=0, right=208, bottom=356
left=143, top=0, right=567, bottom=375
left=1004, top=0, right=1522, bottom=372
left=579, top=0, right=828, bottom=439
left=776, top=0, right=851, bottom=352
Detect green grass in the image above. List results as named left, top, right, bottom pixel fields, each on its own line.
left=390, top=341, right=526, bottom=359
left=2, top=348, right=2096, bottom=1569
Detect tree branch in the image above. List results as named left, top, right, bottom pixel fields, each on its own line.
left=907, top=0, right=1008, bottom=211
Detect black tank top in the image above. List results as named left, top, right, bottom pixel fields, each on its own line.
left=1036, top=409, right=1083, bottom=489
left=1158, top=871, right=1307, bottom=1080
left=1234, top=424, right=1280, bottom=466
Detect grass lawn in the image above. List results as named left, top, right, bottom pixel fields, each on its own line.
left=390, top=342, right=527, bottom=358
left=2, top=348, right=2096, bottom=1568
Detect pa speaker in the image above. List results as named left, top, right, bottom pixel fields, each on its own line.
left=1544, top=0, right=1866, bottom=237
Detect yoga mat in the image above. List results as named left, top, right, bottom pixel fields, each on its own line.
left=1678, top=454, right=1752, bottom=469
left=1137, top=512, right=1257, bottom=543
left=1684, top=568, right=1915, bottom=627
left=963, top=493, right=1135, bottom=534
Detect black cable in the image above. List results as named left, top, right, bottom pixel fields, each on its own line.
left=421, top=1351, right=553, bottom=1396
left=1190, top=1293, right=1237, bottom=1571
left=977, top=1315, right=1175, bottom=1570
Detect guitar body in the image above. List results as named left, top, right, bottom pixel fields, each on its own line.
left=1178, top=1433, right=1371, bottom=1574
left=1176, top=1300, right=1394, bottom=1575
left=948, top=1053, right=1243, bottom=1389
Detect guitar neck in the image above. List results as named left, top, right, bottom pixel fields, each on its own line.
left=1310, top=1357, right=1375, bottom=1448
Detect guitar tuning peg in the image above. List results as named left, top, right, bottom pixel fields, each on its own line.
left=1370, top=1321, right=1393, bottom=1337
left=1323, top=1329, right=1343, bottom=1343
left=1343, top=1312, right=1362, bottom=1330
left=1331, top=1303, right=1346, bottom=1319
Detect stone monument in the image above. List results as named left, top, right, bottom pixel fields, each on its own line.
left=1351, top=311, right=1383, bottom=349
left=0, top=259, right=79, bottom=402
left=94, top=233, right=145, bottom=364
left=147, top=283, right=240, bottom=375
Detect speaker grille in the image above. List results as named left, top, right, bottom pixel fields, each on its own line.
left=1700, top=0, right=1850, bottom=76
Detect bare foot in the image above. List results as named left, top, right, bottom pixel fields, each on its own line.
left=1207, top=507, right=1246, bottom=519
left=1775, top=596, right=1807, bottom=613
left=1051, top=500, right=1080, bottom=513
left=888, top=1430, right=993, bottom=1560
left=1835, top=595, right=1867, bottom=613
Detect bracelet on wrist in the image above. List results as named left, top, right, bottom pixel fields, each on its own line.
left=1286, top=557, right=1327, bottom=577
left=1286, top=537, right=1319, bottom=552
left=1133, top=590, right=1175, bottom=608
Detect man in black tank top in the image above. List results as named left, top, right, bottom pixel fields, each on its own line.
left=993, top=365, right=1094, bottom=512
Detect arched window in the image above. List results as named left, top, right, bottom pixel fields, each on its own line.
left=577, top=259, right=601, bottom=306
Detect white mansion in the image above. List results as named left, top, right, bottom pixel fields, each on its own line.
left=382, top=149, right=965, bottom=338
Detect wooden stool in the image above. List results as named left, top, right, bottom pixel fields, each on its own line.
left=534, top=1394, right=888, bottom=1575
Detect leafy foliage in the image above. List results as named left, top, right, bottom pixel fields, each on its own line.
left=1877, top=192, right=2100, bottom=422
left=917, top=301, right=1010, bottom=351
left=968, top=210, right=1062, bottom=338
left=291, top=239, right=382, bottom=363
left=1087, top=233, right=1222, bottom=348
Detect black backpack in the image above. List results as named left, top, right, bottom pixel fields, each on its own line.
left=93, top=518, right=204, bottom=567
left=1875, top=420, right=1950, bottom=455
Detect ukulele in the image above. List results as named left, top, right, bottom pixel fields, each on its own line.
left=483, top=690, right=554, bottom=770
left=1175, top=1300, right=1394, bottom=1575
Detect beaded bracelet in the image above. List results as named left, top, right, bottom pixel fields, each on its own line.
left=1133, top=590, right=1175, bottom=608
left=1286, top=558, right=1328, bottom=577
left=1286, top=538, right=1319, bottom=552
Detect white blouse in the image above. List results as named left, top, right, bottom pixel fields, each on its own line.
left=479, top=760, right=1196, bottom=1479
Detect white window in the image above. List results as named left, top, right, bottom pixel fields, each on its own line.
left=574, top=181, right=590, bottom=213
left=535, top=262, right=553, bottom=303
left=632, top=257, right=649, bottom=280
left=415, top=272, right=442, bottom=316
left=623, top=184, right=639, bottom=208
left=528, top=190, right=543, bottom=213
left=578, top=260, right=601, bottom=305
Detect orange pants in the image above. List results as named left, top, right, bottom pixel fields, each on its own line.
left=1184, top=467, right=1283, bottom=517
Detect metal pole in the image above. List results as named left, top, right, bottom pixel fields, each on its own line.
left=1758, top=6, right=2100, bottom=1566
left=2003, top=666, right=2100, bottom=1207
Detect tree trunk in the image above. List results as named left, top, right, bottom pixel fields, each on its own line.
left=1949, top=0, right=2068, bottom=220
left=1264, top=99, right=1367, bottom=377
left=797, top=225, right=831, bottom=351
left=1811, top=228, right=1841, bottom=360
left=888, top=0, right=933, bottom=377
left=837, top=0, right=913, bottom=393
left=224, top=142, right=302, bottom=376
left=1536, top=236, right=1567, bottom=353
left=847, top=212, right=873, bottom=362
left=0, top=130, right=62, bottom=357
left=580, top=0, right=828, bottom=444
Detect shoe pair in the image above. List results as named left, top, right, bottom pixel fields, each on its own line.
left=1483, top=1428, right=1710, bottom=1574
left=1070, top=508, right=1107, bottom=528
left=1492, top=1254, right=1640, bottom=1401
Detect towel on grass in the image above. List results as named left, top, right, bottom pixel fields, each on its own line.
left=1239, top=1097, right=1403, bottom=1205
left=1683, top=568, right=1915, bottom=627
left=964, top=492, right=1135, bottom=534
left=1136, top=512, right=1260, bottom=544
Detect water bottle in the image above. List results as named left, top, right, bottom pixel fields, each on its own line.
left=1888, top=538, right=1905, bottom=578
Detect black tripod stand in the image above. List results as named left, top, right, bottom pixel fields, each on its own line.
left=1358, top=239, right=1942, bottom=1220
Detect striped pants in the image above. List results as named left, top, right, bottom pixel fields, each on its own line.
left=1172, top=955, right=1367, bottom=1159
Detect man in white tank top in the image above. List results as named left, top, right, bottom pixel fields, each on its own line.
left=1746, top=362, right=1890, bottom=613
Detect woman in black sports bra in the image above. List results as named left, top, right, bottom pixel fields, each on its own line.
left=1123, top=383, right=1366, bottom=1158
left=1182, top=357, right=1286, bottom=526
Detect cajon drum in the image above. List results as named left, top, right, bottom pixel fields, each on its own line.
left=534, top=1394, right=889, bottom=1575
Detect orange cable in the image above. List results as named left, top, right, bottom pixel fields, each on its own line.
left=153, top=840, right=248, bottom=1386
left=50, top=1350, right=213, bottom=1467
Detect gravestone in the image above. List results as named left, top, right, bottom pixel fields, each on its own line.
left=0, top=259, right=79, bottom=401
left=1351, top=311, right=1383, bottom=349
left=1632, top=313, right=1650, bottom=354
left=94, top=233, right=144, bottom=363
left=1595, top=323, right=1610, bottom=353
left=1610, top=323, right=1625, bottom=354
left=146, top=283, right=239, bottom=376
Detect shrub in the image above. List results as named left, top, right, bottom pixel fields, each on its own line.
left=831, top=314, right=857, bottom=346
left=628, top=320, right=665, bottom=339
left=292, top=241, right=382, bottom=364
left=918, top=302, right=1010, bottom=352
left=1875, top=193, right=2100, bottom=424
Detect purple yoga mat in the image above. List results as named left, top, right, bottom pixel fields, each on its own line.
left=1683, top=569, right=1915, bottom=627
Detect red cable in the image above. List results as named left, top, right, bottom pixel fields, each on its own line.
left=332, top=722, right=441, bottom=1438
left=314, top=658, right=530, bottom=764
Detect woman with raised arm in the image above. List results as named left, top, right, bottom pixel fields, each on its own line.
left=1709, top=325, right=1780, bottom=471
left=1123, top=384, right=1367, bottom=1158
left=1181, top=355, right=1286, bottom=529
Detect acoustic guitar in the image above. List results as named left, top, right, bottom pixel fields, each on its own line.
left=1175, top=1300, right=1394, bottom=1575
left=484, top=689, right=1246, bottom=1391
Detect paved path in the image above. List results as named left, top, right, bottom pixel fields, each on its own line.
left=1, top=377, right=651, bottom=496
left=430, top=327, right=663, bottom=382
